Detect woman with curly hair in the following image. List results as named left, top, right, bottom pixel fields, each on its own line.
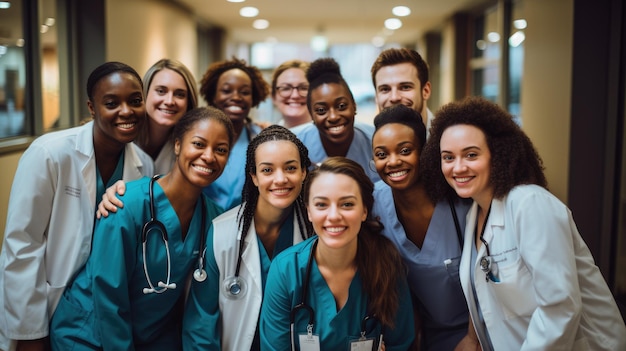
left=293, top=57, right=380, bottom=183
left=421, top=96, right=626, bottom=350
left=371, top=104, right=472, bottom=351
left=182, top=125, right=313, bottom=351
left=259, top=157, right=414, bottom=350
left=199, top=57, right=271, bottom=210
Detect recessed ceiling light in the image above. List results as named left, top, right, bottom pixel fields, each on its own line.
left=513, top=19, right=527, bottom=29
left=487, top=32, right=501, bottom=43
left=45, top=18, right=55, bottom=26
left=371, top=36, right=385, bottom=47
left=392, top=6, right=411, bottom=17
left=384, top=18, right=402, bottom=30
left=240, top=6, right=259, bottom=17
left=0, top=2, right=10, bottom=10
left=253, top=19, right=269, bottom=29
left=227, top=0, right=245, bottom=2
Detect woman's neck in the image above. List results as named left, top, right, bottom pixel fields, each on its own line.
left=320, top=131, right=354, bottom=157
left=158, top=172, right=201, bottom=240
left=391, top=181, right=430, bottom=209
left=315, top=240, right=357, bottom=271
left=144, top=123, right=172, bottom=160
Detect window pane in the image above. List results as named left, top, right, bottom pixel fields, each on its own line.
left=509, top=0, right=526, bottom=125
left=0, top=0, right=26, bottom=138
left=41, top=0, right=61, bottom=132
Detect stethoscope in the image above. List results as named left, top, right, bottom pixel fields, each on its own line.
left=142, top=174, right=207, bottom=294
left=289, top=239, right=383, bottom=350
left=222, top=232, right=248, bottom=299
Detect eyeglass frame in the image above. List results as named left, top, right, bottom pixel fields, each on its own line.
left=275, top=84, right=309, bottom=98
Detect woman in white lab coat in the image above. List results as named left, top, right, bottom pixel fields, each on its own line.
left=0, top=61, right=154, bottom=351
left=420, top=96, right=626, bottom=350
left=182, top=125, right=313, bottom=350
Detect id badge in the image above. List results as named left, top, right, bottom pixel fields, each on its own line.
left=349, top=336, right=375, bottom=351
left=299, top=333, right=320, bottom=351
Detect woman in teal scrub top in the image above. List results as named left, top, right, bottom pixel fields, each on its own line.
left=49, top=106, right=234, bottom=350
left=259, top=157, right=414, bottom=351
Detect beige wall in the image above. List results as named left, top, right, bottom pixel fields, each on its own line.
left=0, top=151, right=21, bottom=239
left=106, top=0, right=199, bottom=80
left=520, top=0, right=573, bottom=202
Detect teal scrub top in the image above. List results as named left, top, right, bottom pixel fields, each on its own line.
left=182, top=210, right=296, bottom=350
left=95, top=152, right=124, bottom=206
left=259, top=237, right=415, bottom=351
left=50, top=177, right=222, bottom=351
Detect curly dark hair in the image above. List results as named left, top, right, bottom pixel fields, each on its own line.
left=421, top=96, right=547, bottom=202
left=305, top=57, right=355, bottom=113
left=237, top=125, right=313, bottom=247
left=199, top=57, right=270, bottom=108
left=303, top=156, right=404, bottom=328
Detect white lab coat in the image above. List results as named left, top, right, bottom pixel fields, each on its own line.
left=0, top=121, right=153, bottom=350
left=460, top=184, right=626, bottom=351
left=212, top=205, right=305, bottom=351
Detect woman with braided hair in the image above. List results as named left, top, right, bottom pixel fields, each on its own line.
left=182, top=125, right=313, bottom=351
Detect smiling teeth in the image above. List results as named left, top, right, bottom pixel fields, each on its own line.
left=329, top=126, right=343, bottom=132
left=272, top=188, right=290, bottom=194
left=455, top=177, right=472, bottom=183
left=226, top=106, right=243, bottom=112
left=117, top=123, right=135, bottom=129
left=194, top=165, right=213, bottom=173
left=326, top=227, right=345, bottom=233
left=389, top=170, right=408, bottom=177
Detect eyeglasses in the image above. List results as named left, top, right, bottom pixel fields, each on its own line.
left=276, top=84, right=309, bottom=98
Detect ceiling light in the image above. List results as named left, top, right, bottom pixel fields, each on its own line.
left=310, top=35, right=328, bottom=52
left=16, top=38, right=24, bottom=47
left=392, top=6, right=411, bottom=17
left=253, top=19, right=269, bottom=29
left=240, top=6, right=259, bottom=17
left=227, top=0, right=245, bottom=2
left=487, top=32, right=501, bottom=43
left=371, top=36, right=385, bottom=47
left=513, top=19, right=527, bottom=29
left=40, top=25, right=49, bottom=34
left=509, top=31, right=526, bottom=47
left=45, top=18, right=55, bottom=27
left=384, top=18, right=402, bottom=30
left=0, top=2, right=10, bottom=9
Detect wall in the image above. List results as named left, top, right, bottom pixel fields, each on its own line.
left=519, top=0, right=574, bottom=202
left=0, top=152, right=21, bottom=238
left=106, top=0, right=199, bottom=80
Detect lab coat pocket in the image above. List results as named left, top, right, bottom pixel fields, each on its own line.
left=490, top=258, right=536, bottom=320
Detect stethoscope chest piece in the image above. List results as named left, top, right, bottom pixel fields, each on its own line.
left=223, top=275, right=247, bottom=300
left=194, top=268, right=207, bottom=282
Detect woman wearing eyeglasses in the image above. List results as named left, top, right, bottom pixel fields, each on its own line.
left=420, top=97, right=626, bottom=351
left=271, top=60, right=311, bottom=129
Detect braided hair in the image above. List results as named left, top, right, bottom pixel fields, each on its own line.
left=237, top=125, right=313, bottom=243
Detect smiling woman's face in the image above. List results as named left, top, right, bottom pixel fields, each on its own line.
left=309, top=82, right=356, bottom=148
left=212, top=68, right=253, bottom=125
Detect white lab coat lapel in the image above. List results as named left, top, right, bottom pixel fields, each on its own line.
left=77, top=122, right=97, bottom=212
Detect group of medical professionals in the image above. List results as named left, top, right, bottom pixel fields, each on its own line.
left=0, top=46, right=624, bottom=351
